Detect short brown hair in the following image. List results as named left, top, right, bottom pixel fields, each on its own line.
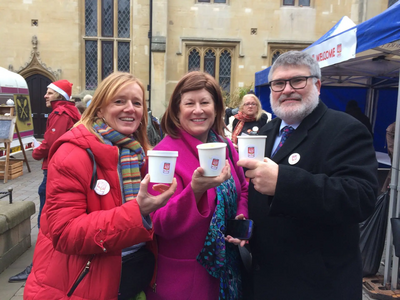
left=161, top=71, right=225, bottom=139
left=75, top=72, right=150, bottom=153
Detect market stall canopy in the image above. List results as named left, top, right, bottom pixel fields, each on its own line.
left=255, top=2, right=400, bottom=89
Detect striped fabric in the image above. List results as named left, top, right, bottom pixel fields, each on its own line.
left=93, top=119, right=144, bottom=201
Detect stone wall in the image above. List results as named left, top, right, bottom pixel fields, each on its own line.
left=0, top=200, right=35, bottom=274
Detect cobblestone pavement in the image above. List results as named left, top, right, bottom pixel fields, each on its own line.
left=0, top=150, right=42, bottom=300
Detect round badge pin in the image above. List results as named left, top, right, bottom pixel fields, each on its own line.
left=94, top=179, right=110, bottom=195
left=288, top=153, right=300, bottom=165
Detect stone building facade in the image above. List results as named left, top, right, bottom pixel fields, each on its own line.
left=0, top=0, right=392, bottom=132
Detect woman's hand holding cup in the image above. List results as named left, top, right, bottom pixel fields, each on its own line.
left=191, top=159, right=231, bottom=203
left=136, top=174, right=177, bottom=216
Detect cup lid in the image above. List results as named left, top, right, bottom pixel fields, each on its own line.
left=196, top=142, right=227, bottom=150
left=147, top=150, right=178, bottom=157
left=237, top=135, right=267, bottom=139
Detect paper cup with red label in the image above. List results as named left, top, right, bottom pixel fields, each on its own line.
left=196, top=142, right=227, bottom=177
left=237, top=135, right=267, bottom=161
left=147, top=150, right=179, bottom=183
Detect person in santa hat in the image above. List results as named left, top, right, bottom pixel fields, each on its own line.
left=8, top=79, right=81, bottom=283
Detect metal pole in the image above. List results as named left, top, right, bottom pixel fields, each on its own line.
left=8, top=187, right=12, bottom=204
left=391, top=115, right=400, bottom=289
left=148, top=0, right=153, bottom=109
left=383, top=71, right=400, bottom=287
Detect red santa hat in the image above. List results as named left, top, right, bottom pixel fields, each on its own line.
left=47, top=80, right=73, bottom=100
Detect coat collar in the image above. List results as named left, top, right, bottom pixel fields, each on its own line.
left=264, top=101, right=328, bottom=162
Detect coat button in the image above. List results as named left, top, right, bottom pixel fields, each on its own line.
left=254, top=264, right=261, bottom=271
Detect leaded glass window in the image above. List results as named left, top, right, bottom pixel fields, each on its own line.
left=85, top=0, right=97, bottom=36
left=85, top=0, right=131, bottom=88
left=271, top=51, right=281, bottom=65
left=188, top=49, right=200, bottom=71
left=85, top=40, right=98, bottom=90
left=204, top=50, right=216, bottom=77
left=186, top=46, right=233, bottom=94
left=299, top=0, right=310, bottom=6
left=102, top=41, right=114, bottom=79
left=283, top=0, right=311, bottom=6
left=102, top=0, right=114, bottom=37
left=219, top=50, right=231, bottom=92
left=283, top=0, right=295, bottom=5
left=197, top=0, right=227, bottom=2
left=118, top=0, right=130, bottom=38
left=118, top=42, right=130, bottom=72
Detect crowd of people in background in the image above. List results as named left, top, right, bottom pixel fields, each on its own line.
left=8, top=50, right=392, bottom=300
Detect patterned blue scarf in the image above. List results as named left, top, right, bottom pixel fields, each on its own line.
left=196, top=131, right=242, bottom=299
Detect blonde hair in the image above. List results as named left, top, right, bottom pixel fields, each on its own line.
left=75, top=72, right=150, bottom=153
left=239, top=94, right=263, bottom=120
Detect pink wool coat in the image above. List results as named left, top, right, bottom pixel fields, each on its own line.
left=147, top=129, right=248, bottom=300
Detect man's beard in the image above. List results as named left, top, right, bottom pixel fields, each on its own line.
left=270, top=85, right=319, bottom=124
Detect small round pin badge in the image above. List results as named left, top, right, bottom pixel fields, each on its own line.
left=288, top=153, right=300, bottom=165
left=94, top=179, right=110, bottom=195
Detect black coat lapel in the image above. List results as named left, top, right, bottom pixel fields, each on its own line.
left=266, top=101, right=328, bottom=162
left=260, top=119, right=281, bottom=158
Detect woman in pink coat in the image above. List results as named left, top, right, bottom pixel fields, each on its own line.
left=147, top=71, right=248, bottom=300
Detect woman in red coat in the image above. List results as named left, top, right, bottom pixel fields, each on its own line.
left=24, top=72, right=177, bottom=300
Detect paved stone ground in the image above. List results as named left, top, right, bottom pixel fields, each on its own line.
left=0, top=150, right=41, bottom=300
left=0, top=150, right=382, bottom=300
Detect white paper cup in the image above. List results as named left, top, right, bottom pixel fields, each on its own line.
left=196, top=142, right=227, bottom=177
left=147, top=150, right=178, bottom=183
left=237, top=135, right=267, bottom=161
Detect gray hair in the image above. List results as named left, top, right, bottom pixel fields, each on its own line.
left=268, top=51, right=321, bottom=82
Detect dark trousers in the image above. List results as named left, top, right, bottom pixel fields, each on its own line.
left=118, top=247, right=155, bottom=300
left=37, top=170, right=47, bottom=228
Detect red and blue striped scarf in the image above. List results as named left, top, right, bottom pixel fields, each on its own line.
left=94, top=119, right=144, bottom=201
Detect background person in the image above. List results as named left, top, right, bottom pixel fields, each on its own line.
left=83, top=94, right=93, bottom=107
left=146, top=71, right=248, bottom=300
left=238, top=51, right=378, bottom=300
left=231, top=93, right=269, bottom=148
left=76, top=100, right=87, bottom=114
left=24, top=72, right=177, bottom=300
left=345, top=99, right=373, bottom=136
left=8, top=79, right=81, bottom=283
left=382, top=121, right=396, bottom=192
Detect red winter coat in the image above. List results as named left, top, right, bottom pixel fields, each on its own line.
left=32, top=100, right=81, bottom=170
left=24, top=124, right=154, bottom=300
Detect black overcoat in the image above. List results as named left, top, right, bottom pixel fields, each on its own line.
left=246, top=102, right=378, bottom=300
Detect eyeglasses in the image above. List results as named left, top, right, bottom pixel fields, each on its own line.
left=244, top=103, right=257, bottom=106
left=269, top=76, right=318, bottom=92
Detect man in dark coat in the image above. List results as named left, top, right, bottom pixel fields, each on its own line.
left=238, top=51, right=378, bottom=300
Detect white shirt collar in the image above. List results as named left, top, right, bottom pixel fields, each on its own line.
left=279, top=120, right=300, bottom=134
